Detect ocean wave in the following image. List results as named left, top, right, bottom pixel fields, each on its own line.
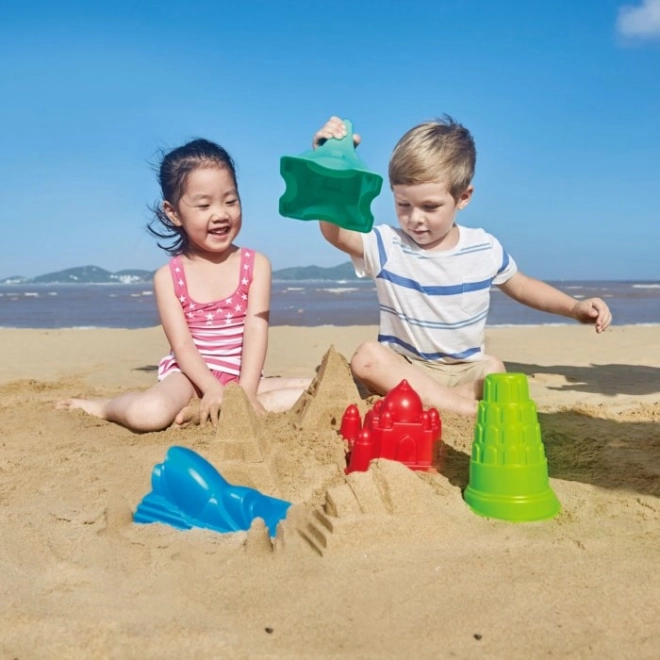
left=317, top=287, right=361, bottom=294
left=486, top=322, right=572, bottom=328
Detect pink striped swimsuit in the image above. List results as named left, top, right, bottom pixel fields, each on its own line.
left=157, top=249, right=254, bottom=386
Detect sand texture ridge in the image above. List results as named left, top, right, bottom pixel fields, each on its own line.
left=0, top=324, right=659, bottom=658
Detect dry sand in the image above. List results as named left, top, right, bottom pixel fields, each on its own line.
left=0, top=324, right=658, bottom=658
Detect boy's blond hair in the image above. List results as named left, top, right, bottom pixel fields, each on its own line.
left=388, top=115, right=476, bottom=200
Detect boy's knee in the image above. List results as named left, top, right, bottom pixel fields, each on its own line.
left=481, top=355, right=506, bottom=376
left=350, top=341, right=383, bottom=377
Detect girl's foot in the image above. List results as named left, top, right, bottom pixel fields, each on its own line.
left=173, top=399, right=201, bottom=428
left=55, top=398, right=110, bottom=419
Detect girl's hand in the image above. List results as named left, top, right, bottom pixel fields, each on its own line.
left=199, top=383, right=225, bottom=428
left=246, top=393, right=267, bottom=417
left=571, top=298, right=612, bottom=333
left=312, top=116, right=361, bottom=149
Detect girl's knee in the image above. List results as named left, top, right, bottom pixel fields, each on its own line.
left=124, top=396, right=176, bottom=432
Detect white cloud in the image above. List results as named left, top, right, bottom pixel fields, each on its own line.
left=617, top=0, right=660, bottom=39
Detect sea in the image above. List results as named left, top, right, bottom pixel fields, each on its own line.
left=0, top=280, right=659, bottom=329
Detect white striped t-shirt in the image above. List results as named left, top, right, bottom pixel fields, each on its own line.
left=352, top=224, right=517, bottom=364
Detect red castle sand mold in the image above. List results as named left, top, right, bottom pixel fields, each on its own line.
left=340, top=380, right=442, bottom=473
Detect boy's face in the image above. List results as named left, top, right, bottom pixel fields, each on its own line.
left=392, top=180, right=472, bottom=250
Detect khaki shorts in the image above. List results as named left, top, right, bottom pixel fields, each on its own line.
left=403, top=355, right=493, bottom=388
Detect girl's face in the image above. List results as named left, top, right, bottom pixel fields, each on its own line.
left=164, top=165, right=242, bottom=258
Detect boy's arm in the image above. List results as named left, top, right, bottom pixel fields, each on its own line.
left=319, top=221, right=364, bottom=258
left=239, top=252, right=271, bottom=406
left=315, top=116, right=365, bottom=259
left=499, top=272, right=612, bottom=333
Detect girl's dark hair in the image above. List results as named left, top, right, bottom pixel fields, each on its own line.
left=147, top=138, right=237, bottom=255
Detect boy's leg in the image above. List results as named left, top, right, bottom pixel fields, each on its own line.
left=452, top=354, right=506, bottom=400
left=350, top=341, right=479, bottom=416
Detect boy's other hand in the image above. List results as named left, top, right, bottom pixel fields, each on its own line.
left=313, top=116, right=361, bottom=149
left=571, top=298, right=612, bottom=333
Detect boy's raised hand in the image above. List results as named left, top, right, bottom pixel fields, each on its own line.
left=571, top=298, right=612, bottom=333
left=313, top=116, right=361, bottom=149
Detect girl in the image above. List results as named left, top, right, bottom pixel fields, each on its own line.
left=58, top=139, right=310, bottom=431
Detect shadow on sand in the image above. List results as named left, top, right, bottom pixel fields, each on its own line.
left=503, top=361, right=660, bottom=397
left=440, top=407, right=660, bottom=499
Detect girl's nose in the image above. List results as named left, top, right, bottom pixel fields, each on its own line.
left=211, top=205, right=230, bottom=221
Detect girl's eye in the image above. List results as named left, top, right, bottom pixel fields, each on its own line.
left=197, top=204, right=210, bottom=209
left=226, top=199, right=238, bottom=206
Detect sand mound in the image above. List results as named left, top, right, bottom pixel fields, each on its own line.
left=1, top=327, right=659, bottom=657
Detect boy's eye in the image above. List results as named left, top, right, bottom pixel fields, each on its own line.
left=424, top=205, right=440, bottom=211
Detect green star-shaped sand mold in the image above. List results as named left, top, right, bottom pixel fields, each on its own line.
left=279, top=120, right=383, bottom=233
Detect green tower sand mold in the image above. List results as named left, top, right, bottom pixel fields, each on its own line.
left=279, top=119, right=383, bottom=233
left=464, top=373, right=561, bottom=522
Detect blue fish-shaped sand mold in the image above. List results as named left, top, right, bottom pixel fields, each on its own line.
left=134, top=446, right=291, bottom=537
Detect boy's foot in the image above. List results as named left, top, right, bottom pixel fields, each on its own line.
left=55, top=398, right=110, bottom=419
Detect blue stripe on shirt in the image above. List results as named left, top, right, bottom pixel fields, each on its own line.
left=457, top=243, right=492, bottom=255
left=380, top=304, right=489, bottom=330
left=375, top=227, right=387, bottom=272
left=498, top=251, right=510, bottom=274
left=378, top=334, right=482, bottom=361
left=377, top=269, right=493, bottom=295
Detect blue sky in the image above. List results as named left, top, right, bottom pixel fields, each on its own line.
left=1, top=0, right=659, bottom=281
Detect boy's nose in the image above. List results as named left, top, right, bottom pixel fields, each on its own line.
left=409, top=208, right=425, bottom=225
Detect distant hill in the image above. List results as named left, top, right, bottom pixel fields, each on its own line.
left=0, top=262, right=356, bottom=284
left=272, top=262, right=357, bottom=281
left=1, top=266, right=155, bottom=285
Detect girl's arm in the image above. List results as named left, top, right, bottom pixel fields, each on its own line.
left=499, top=271, right=612, bottom=333
left=238, top=252, right=271, bottom=405
left=154, top=266, right=224, bottom=422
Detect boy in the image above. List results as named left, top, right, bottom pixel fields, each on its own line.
left=312, top=116, right=612, bottom=416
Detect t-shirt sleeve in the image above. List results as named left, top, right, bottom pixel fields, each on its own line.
left=350, top=226, right=384, bottom=279
left=490, top=234, right=518, bottom=285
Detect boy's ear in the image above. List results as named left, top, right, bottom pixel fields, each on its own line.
left=457, top=185, right=474, bottom=210
left=163, top=201, right=182, bottom=226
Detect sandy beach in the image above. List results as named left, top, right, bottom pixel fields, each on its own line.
left=1, top=323, right=658, bottom=658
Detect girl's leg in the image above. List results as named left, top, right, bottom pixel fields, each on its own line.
left=56, top=372, right=196, bottom=432
left=257, top=376, right=312, bottom=413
